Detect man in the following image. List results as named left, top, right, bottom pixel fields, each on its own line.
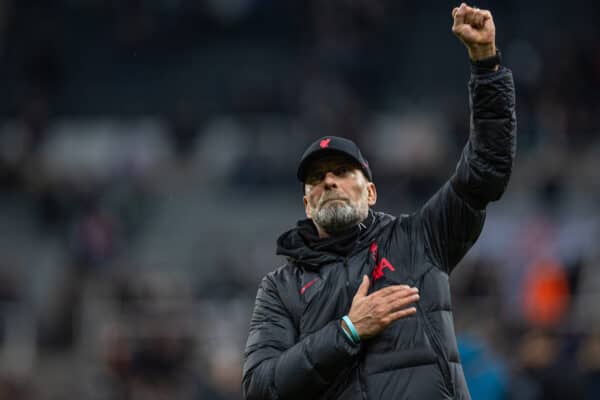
left=243, top=3, right=516, bottom=400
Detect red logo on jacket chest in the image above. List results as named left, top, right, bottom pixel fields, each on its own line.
left=370, top=242, right=396, bottom=281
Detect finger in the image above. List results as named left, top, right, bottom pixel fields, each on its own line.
left=458, top=4, right=481, bottom=26
left=387, top=293, right=420, bottom=312
left=451, top=7, right=459, bottom=18
left=453, top=3, right=467, bottom=27
left=388, top=307, right=417, bottom=322
left=371, top=285, right=418, bottom=298
left=481, top=10, right=492, bottom=21
left=452, top=23, right=475, bottom=39
left=482, top=10, right=495, bottom=30
left=370, top=284, right=410, bottom=296
left=475, top=9, right=490, bottom=28
left=356, top=275, right=370, bottom=297
left=474, top=12, right=484, bottom=29
left=463, top=7, right=480, bottom=28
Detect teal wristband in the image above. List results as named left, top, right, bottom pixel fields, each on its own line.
left=342, top=315, right=361, bottom=343
left=340, top=324, right=355, bottom=343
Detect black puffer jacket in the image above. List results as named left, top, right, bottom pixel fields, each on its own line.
left=243, top=67, right=516, bottom=400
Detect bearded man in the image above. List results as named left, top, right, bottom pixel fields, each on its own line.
left=242, top=4, right=516, bottom=399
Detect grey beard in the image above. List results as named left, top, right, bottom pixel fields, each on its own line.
left=313, top=202, right=367, bottom=236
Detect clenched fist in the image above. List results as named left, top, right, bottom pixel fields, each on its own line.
left=345, top=275, right=419, bottom=340
left=452, top=3, right=496, bottom=61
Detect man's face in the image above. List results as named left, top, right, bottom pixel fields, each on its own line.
left=303, top=154, right=377, bottom=237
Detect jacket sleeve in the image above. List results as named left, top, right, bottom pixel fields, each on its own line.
left=417, top=67, right=516, bottom=273
left=242, top=273, right=360, bottom=400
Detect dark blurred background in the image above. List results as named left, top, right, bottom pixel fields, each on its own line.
left=0, top=0, right=599, bottom=399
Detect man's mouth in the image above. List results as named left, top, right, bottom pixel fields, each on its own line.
left=320, top=198, right=348, bottom=206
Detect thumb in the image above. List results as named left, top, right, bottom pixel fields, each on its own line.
left=453, top=24, right=476, bottom=39
left=452, top=3, right=467, bottom=27
left=356, top=275, right=370, bottom=297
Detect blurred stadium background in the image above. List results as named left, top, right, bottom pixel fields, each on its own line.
left=0, top=0, right=599, bottom=399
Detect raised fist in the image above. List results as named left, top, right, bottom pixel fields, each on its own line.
left=452, top=3, right=496, bottom=61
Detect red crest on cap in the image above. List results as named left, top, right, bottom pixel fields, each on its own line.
left=320, top=138, right=331, bottom=148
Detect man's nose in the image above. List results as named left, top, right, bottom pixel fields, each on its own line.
left=323, top=172, right=339, bottom=188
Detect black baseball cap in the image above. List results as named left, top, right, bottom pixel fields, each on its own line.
left=297, top=136, right=373, bottom=182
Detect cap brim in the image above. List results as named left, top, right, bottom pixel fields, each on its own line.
left=297, top=149, right=367, bottom=182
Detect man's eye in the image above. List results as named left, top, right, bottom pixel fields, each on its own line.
left=307, top=172, right=324, bottom=184
left=334, top=166, right=349, bottom=176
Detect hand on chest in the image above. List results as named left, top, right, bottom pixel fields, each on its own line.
left=297, top=239, right=452, bottom=337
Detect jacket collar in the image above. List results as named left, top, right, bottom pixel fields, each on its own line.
left=276, top=210, right=395, bottom=270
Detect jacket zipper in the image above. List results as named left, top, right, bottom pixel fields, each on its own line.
left=343, top=257, right=369, bottom=400
left=418, top=305, right=455, bottom=397
left=343, top=257, right=351, bottom=294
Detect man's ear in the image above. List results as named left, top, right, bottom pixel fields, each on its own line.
left=367, top=182, right=377, bottom=206
left=303, top=194, right=312, bottom=218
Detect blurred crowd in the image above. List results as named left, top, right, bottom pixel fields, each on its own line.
left=0, top=0, right=600, bottom=399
